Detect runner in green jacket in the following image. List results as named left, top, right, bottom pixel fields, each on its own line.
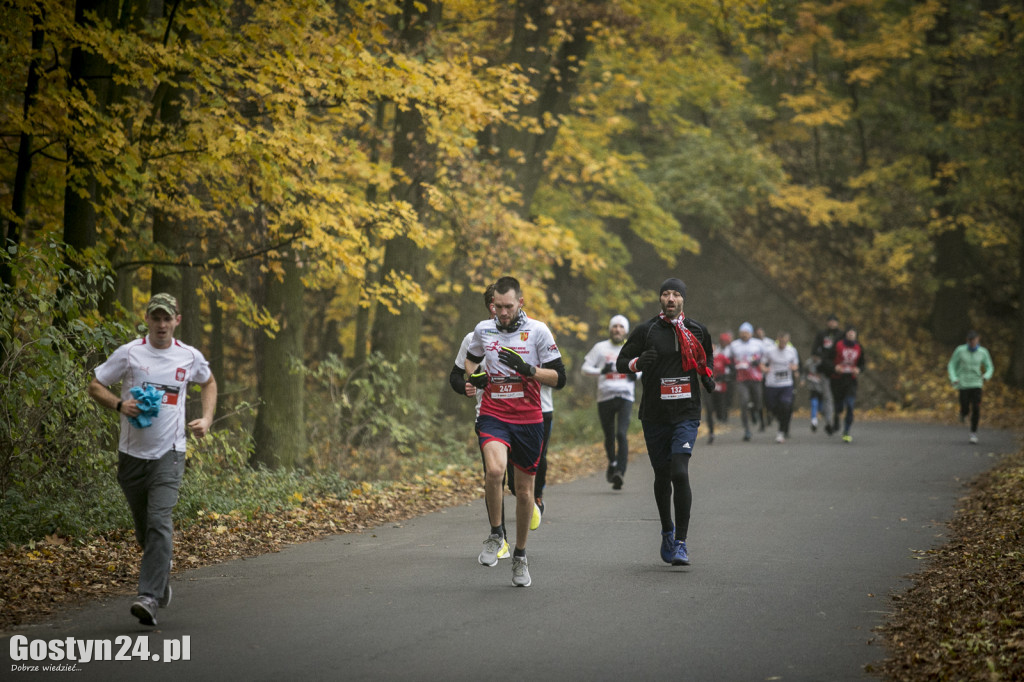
left=947, top=331, right=994, bottom=444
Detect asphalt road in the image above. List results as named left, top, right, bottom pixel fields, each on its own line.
left=3, top=420, right=1017, bottom=682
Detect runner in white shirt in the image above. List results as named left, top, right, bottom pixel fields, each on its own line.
left=448, top=284, right=511, bottom=562
left=724, top=322, right=766, bottom=441
left=464, top=277, right=566, bottom=587
left=450, top=285, right=550, bottom=534
left=581, top=314, right=637, bottom=490
left=88, top=293, right=217, bottom=627
left=761, top=332, right=800, bottom=443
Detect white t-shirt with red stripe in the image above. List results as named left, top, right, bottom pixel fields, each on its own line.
left=467, top=315, right=561, bottom=425
left=94, top=336, right=212, bottom=459
left=725, top=337, right=766, bottom=383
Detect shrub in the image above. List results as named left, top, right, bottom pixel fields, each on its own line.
left=302, top=353, right=472, bottom=480
left=0, top=250, right=137, bottom=543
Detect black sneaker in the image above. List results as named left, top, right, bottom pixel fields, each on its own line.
left=131, top=596, right=158, bottom=626
left=611, top=472, right=623, bottom=490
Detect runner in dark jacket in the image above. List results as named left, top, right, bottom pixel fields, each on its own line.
left=810, top=314, right=842, bottom=435
left=617, top=278, right=714, bottom=567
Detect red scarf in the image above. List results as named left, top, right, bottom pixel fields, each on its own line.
left=660, top=313, right=712, bottom=378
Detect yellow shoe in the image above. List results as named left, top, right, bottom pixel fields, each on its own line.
left=530, top=501, right=542, bottom=531
left=497, top=539, right=510, bottom=560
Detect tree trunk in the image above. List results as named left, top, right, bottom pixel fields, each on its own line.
left=206, top=283, right=224, bottom=395
left=370, top=0, right=440, bottom=367
left=251, top=253, right=307, bottom=469
left=150, top=210, right=179, bottom=295
left=1006, top=1, right=1024, bottom=388
left=2, top=11, right=43, bottom=289
left=352, top=101, right=387, bottom=370
left=924, top=0, right=969, bottom=343
left=1009, top=208, right=1024, bottom=387
left=61, top=0, right=119, bottom=297
left=479, top=0, right=596, bottom=216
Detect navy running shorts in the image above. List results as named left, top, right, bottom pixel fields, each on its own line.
left=476, top=415, right=545, bottom=475
left=642, top=419, right=700, bottom=468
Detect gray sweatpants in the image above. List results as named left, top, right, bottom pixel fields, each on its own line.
left=117, top=450, right=185, bottom=599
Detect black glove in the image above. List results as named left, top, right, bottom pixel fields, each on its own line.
left=468, top=371, right=489, bottom=389
left=498, top=346, right=536, bottom=377
left=636, top=349, right=658, bottom=372
left=701, top=374, right=716, bottom=393
left=601, top=362, right=614, bottom=374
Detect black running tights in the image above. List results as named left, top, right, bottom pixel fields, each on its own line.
left=653, top=453, right=692, bottom=541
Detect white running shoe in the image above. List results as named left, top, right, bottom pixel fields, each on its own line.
left=479, top=534, right=503, bottom=567
left=512, top=556, right=532, bottom=587
left=775, top=432, right=785, bottom=444
left=969, top=433, right=979, bottom=444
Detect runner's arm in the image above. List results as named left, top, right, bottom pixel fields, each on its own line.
left=87, top=377, right=140, bottom=417
left=188, top=374, right=217, bottom=438
left=535, top=357, right=567, bottom=389
left=580, top=345, right=605, bottom=375
left=449, top=363, right=467, bottom=395
left=464, top=352, right=483, bottom=378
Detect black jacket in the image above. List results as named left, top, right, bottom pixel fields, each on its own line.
left=616, top=314, right=713, bottom=424
left=811, top=327, right=843, bottom=376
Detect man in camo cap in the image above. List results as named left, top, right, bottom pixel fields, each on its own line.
left=88, top=293, right=217, bottom=626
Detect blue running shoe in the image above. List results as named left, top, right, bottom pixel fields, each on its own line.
left=660, top=528, right=675, bottom=564
left=672, top=540, right=690, bottom=566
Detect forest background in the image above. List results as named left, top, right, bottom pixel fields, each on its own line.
left=1, top=0, right=1023, bottom=675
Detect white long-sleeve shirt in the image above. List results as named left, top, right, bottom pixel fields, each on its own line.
left=581, top=339, right=636, bottom=403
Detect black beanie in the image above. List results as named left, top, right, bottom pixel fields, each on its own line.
left=660, top=278, right=686, bottom=298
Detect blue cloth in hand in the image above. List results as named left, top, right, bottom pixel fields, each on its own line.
left=128, top=385, right=165, bottom=429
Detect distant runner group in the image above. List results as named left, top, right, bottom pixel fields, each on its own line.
left=704, top=313, right=867, bottom=445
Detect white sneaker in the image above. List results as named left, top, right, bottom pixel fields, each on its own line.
left=478, top=534, right=503, bottom=567
left=512, top=556, right=532, bottom=587
left=775, top=432, right=785, bottom=444
left=969, top=433, right=979, bottom=444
